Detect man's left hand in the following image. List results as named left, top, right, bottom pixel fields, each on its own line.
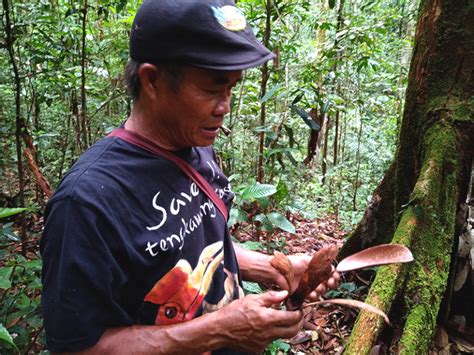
left=274, top=254, right=341, bottom=301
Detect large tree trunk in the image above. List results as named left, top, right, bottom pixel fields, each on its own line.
left=342, top=0, right=474, bottom=352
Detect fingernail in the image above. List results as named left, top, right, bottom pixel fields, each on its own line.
left=270, top=290, right=288, bottom=298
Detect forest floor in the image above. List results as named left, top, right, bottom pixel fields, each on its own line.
left=233, top=212, right=474, bottom=354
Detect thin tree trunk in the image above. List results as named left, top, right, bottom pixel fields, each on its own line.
left=352, top=118, right=363, bottom=211
left=257, top=63, right=268, bottom=183
left=257, top=0, right=271, bottom=183
left=58, top=113, right=72, bottom=181
left=332, top=0, right=344, bottom=166
left=341, top=110, right=347, bottom=161
left=71, top=91, right=82, bottom=154
left=268, top=64, right=290, bottom=151
left=305, top=108, right=324, bottom=166
left=80, top=0, right=89, bottom=149
left=333, top=110, right=339, bottom=165
left=321, top=114, right=330, bottom=185
left=3, top=0, right=27, bottom=248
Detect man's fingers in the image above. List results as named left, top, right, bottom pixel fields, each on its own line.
left=326, top=277, right=338, bottom=289
left=258, top=290, right=289, bottom=307
left=269, top=308, right=304, bottom=327
left=326, top=271, right=341, bottom=289
left=315, top=283, right=326, bottom=295
left=273, top=319, right=305, bottom=339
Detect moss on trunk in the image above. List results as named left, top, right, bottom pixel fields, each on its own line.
left=345, top=122, right=469, bottom=354
left=343, top=0, right=474, bottom=351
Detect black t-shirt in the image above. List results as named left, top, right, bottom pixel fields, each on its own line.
left=40, top=136, right=243, bottom=352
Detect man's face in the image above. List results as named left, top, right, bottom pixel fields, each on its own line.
left=153, top=66, right=242, bottom=150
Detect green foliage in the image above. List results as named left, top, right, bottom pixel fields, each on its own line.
left=231, top=180, right=296, bottom=246
left=242, top=281, right=264, bottom=295
left=238, top=240, right=266, bottom=252
left=0, top=209, right=28, bottom=219
left=0, top=208, right=42, bottom=352
left=0, top=254, right=43, bottom=354
left=325, top=281, right=368, bottom=300
left=0, top=323, right=18, bottom=353
left=216, top=0, right=415, bottom=232
left=265, top=338, right=291, bottom=354
left=240, top=183, right=277, bottom=200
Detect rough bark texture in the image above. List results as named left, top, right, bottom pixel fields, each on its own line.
left=343, top=0, right=474, bottom=352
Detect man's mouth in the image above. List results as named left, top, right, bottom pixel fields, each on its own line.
left=201, top=126, right=221, bottom=139
left=203, top=126, right=220, bottom=132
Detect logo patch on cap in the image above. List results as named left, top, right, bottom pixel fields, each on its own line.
left=212, top=5, right=246, bottom=31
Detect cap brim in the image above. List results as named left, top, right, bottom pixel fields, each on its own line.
left=190, top=51, right=276, bottom=71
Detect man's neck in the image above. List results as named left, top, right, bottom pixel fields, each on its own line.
left=125, top=108, right=177, bottom=151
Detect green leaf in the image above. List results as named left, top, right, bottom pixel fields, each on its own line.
left=227, top=208, right=248, bottom=227
left=266, top=339, right=291, bottom=354
left=266, top=212, right=295, bottom=233
left=291, top=105, right=321, bottom=131
left=239, top=241, right=264, bottom=251
left=261, top=83, right=283, bottom=103
left=241, top=183, right=277, bottom=200
left=328, top=0, right=336, bottom=9
left=0, top=208, right=27, bottom=219
left=0, top=267, right=13, bottom=289
left=254, top=214, right=274, bottom=232
left=340, top=282, right=357, bottom=293
left=291, top=92, right=304, bottom=105
left=0, top=324, right=18, bottom=351
left=283, top=124, right=296, bottom=148
left=266, top=147, right=298, bottom=158
left=243, top=281, right=263, bottom=294
left=274, top=180, right=289, bottom=202
left=2, top=223, right=19, bottom=242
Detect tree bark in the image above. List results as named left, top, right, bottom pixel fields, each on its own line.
left=352, top=118, right=363, bottom=211
left=3, top=0, right=27, bottom=246
left=80, top=0, right=89, bottom=150
left=343, top=0, right=474, bottom=352
left=257, top=0, right=271, bottom=183
left=321, top=114, right=330, bottom=185
left=332, top=0, right=344, bottom=167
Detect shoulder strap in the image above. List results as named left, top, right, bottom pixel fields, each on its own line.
left=108, top=128, right=228, bottom=221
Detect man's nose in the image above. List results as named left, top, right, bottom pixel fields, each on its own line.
left=213, top=92, right=232, bottom=116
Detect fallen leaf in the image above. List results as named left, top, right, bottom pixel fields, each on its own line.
left=290, top=331, right=312, bottom=345
left=433, top=326, right=449, bottom=348
left=305, top=298, right=390, bottom=324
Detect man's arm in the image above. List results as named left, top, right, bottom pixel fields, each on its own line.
left=64, top=290, right=303, bottom=354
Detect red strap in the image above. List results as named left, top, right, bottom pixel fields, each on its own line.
left=108, top=128, right=228, bottom=221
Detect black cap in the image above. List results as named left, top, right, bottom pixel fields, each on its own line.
left=130, top=0, right=275, bottom=70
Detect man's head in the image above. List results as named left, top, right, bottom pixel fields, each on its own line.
left=125, top=0, right=273, bottom=150
left=125, top=0, right=274, bottom=101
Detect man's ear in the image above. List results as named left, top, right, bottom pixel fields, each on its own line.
left=138, top=63, right=160, bottom=99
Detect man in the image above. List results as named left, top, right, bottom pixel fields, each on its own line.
left=41, top=0, right=339, bottom=353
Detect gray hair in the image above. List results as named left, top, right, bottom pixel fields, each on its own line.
left=125, top=59, right=183, bottom=101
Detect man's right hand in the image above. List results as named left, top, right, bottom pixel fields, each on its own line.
left=215, top=290, right=303, bottom=353
left=60, top=290, right=302, bottom=355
